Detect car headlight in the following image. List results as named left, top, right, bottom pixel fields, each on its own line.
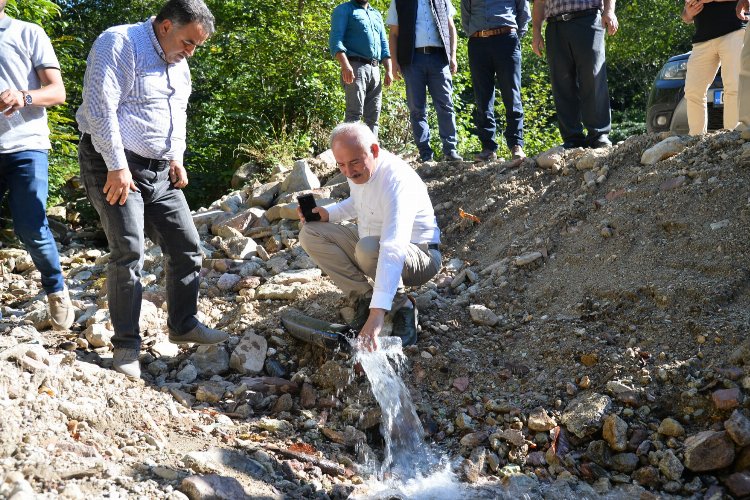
left=659, top=59, right=688, bottom=80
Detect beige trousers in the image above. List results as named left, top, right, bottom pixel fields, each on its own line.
left=298, top=221, right=441, bottom=308
left=739, top=27, right=750, bottom=131
left=685, top=28, right=744, bottom=135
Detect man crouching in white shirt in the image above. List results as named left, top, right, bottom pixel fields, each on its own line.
left=298, top=122, right=442, bottom=351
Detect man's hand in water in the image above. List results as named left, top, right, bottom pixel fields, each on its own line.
left=357, top=308, right=386, bottom=351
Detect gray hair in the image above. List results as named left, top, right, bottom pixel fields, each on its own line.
left=156, top=0, right=215, bottom=35
left=330, top=122, right=378, bottom=152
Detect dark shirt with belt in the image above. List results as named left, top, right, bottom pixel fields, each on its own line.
left=692, top=2, right=746, bottom=44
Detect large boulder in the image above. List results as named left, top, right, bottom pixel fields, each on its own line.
left=280, top=160, right=320, bottom=194
left=231, top=160, right=260, bottom=189
left=640, top=136, right=686, bottom=165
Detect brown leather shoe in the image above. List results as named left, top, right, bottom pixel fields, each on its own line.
left=511, top=145, right=526, bottom=160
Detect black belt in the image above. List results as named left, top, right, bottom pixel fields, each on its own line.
left=547, top=8, right=600, bottom=22
left=427, top=243, right=440, bottom=251
left=348, top=55, right=378, bottom=65
left=124, top=149, right=170, bottom=171
left=415, top=46, right=443, bottom=54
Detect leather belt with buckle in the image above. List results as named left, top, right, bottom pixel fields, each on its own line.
left=547, top=8, right=600, bottom=23
left=415, top=46, right=443, bottom=54
left=124, top=149, right=170, bottom=171
left=348, top=55, right=378, bottom=65
left=470, top=26, right=516, bottom=38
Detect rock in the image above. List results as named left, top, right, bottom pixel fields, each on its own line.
left=255, top=283, right=302, bottom=301
left=272, top=393, right=293, bottom=414
left=311, top=360, right=350, bottom=390
left=640, top=136, right=686, bottom=165
left=84, top=323, right=113, bottom=348
left=190, top=345, right=230, bottom=376
left=460, top=431, right=490, bottom=448
left=220, top=236, right=258, bottom=260
left=712, top=388, right=742, bottom=410
left=468, top=305, right=499, bottom=327
left=495, top=429, right=525, bottom=447
left=632, top=466, right=660, bottom=488
left=139, top=299, right=162, bottom=332
left=453, top=376, right=470, bottom=392
left=585, top=440, right=612, bottom=467
left=660, top=175, right=687, bottom=191
left=176, top=363, right=198, bottom=384
left=249, top=181, right=280, bottom=209
left=267, top=268, right=322, bottom=285
left=299, top=383, right=317, bottom=409
left=514, top=251, right=542, bottom=266
left=527, top=407, right=557, bottom=432
left=603, top=414, right=628, bottom=452
left=257, top=417, right=293, bottom=434
left=231, top=159, right=261, bottom=189
left=576, top=148, right=609, bottom=170
left=536, top=146, right=564, bottom=169
left=611, top=453, right=639, bottom=473
left=561, top=392, right=612, bottom=438
left=280, top=160, right=320, bottom=194
left=212, top=209, right=259, bottom=237
left=229, top=332, right=267, bottom=375
left=683, top=430, right=735, bottom=472
left=725, top=410, right=750, bottom=447
left=658, top=449, right=684, bottom=481
left=195, top=381, right=226, bottom=403
left=216, top=273, right=242, bottom=291
left=152, top=340, right=179, bottom=358
left=723, top=472, right=750, bottom=498
left=658, top=417, right=685, bottom=437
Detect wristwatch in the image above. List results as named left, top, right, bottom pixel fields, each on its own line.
left=20, top=91, right=32, bottom=107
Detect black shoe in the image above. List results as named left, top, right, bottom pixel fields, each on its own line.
left=419, top=151, right=434, bottom=163
left=349, top=295, right=371, bottom=331
left=588, top=134, right=612, bottom=149
left=474, top=149, right=497, bottom=162
left=562, top=140, right=585, bottom=149
left=392, top=296, right=418, bottom=347
left=444, top=150, right=463, bottom=162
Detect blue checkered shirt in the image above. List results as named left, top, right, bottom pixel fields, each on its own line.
left=76, top=18, right=191, bottom=171
left=544, top=0, right=602, bottom=18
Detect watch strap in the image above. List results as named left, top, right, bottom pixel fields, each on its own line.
left=20, top=91, right=31, bottom=106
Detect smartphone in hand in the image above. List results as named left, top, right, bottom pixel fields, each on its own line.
left=297, top=193, right=321, bottom=222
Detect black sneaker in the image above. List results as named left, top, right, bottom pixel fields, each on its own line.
left=349, top=295, right=371, bottom=331
left=474, top=149, right=497, bottom=162
left=444, top=150, right=463, bottom=162
left=419, top=151, right=434, bottom=163
left=391, top=296, right=418, bottom=347
left=562, top=140, right=585, bottom=149
left=588, top=134, right=612, bottom=149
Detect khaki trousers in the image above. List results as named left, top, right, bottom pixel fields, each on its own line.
left=739, top=27, right=750, bottom=131
left=298, top=222, right=441, bottom=309
left=685, top=28, right=744, bottom=135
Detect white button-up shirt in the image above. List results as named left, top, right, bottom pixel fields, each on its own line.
left=386, top=0, right=456, bottom=48
left=77, top=18, right=191, bottom=171
left=326, top=150, right=440, bottom=310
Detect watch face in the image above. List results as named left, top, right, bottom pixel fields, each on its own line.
left=24, top=93, right=32, bottom=106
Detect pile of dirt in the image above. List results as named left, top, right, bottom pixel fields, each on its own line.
left=1, top=130, right=749, bottom=499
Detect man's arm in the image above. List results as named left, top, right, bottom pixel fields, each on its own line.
left=682, top=0, right=703, bottom=23
left=378, top=16, right=393, bottom=86
left=330, top=6, right=355, bottom=84
left=0, top=67, right=65, bottom=116
left=388, top=24, right=401, bottom=79
left=739, top=0, right=750, bottom=20
left=516, top=0, right=532, bottom=37
left=448, top=17, right=458, bottom=74
left=602, top=0, right=619, bottom=35
left=531, top=0, right=546, bottom=56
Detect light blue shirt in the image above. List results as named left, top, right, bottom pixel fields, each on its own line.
left=77, top=18, right=191, bottom=171
left=461, top=0, right=531, bottom=38
left=329, top=0, right=390, bottom=61
left=386, top=0, right=457, bottom=48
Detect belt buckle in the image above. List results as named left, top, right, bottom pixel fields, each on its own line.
left=561, top=12, right=573, bottom=21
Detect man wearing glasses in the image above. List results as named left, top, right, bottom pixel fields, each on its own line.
left=77, top=0, right=229, bottom=379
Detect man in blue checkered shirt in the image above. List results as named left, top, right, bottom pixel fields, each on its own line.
left=531, top=0, right=618, bottom=149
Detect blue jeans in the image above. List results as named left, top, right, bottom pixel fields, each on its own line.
left=402, top=52, right=459, bottom=158
left=78, top=134, right=201, bottom=350
left=0, top=150, right=65, bottom=295
left=468, top=32, right=524, bottom=151
left=545, top=12, right=611, bottom=145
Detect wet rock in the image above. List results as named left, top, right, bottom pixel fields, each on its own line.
left=683, top=430, right=735, bottom=472
left=527, top=407, right=557, bottom=432
left=299, top=383, right=317, bottom=409
left=311, top=360, right=350, bottom=390
left=725, top=410, right=750, bottom=447
left=712, top=388, right=742, bottom=410
left=659, top=449, right=684, bottom=481
left=658, top=417, right=685, bottom=437
left=229, top=332, right=267, bottom=375
left=603, top=414, right=628, bottom=452
left=561, top=392, right=612, bottom=438
left=641, top=136, right=686, bottom=165
left=468, top=305, right=499, bottom=327
left=190, top=345, right=230, bottom=376
left=280, top=160, right=320, bottom=194
left=723, top=472, right=750, bottom=498
left=495, top=429, right=525, bottom=447
left=611, top=453, right=639, bottom=473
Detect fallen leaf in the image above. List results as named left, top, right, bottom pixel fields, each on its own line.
left=459, top=208, right=481, bottom=223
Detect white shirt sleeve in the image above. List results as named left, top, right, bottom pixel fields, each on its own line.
left=326, top=196, right=357, bottom=223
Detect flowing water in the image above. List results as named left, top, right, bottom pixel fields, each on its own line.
left=351, top=336, right=464, bottom=499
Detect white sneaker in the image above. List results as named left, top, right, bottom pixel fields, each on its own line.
left=48, top=288, right=74, bottom=330
left=112, top=348, right=141, bottom=379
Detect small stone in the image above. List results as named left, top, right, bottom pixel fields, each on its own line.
left=467, top=305, right=499, bottom=327
left=180, top=474, right=253, bottom=500
left=658, top=417, right=685, bottom=437
left=453, top=376, right=470, bottom=392
left=272, top=393, right=293, bottom=414
left=712, top=388, right=741, bottom=410
left=641, top=136, right=686, bottom=165
left=632, top=466, right=660, bottom=488
left=299, top=383, right=317, bottom=409
left=216, top=273, right=242, bottom=291
left=683, top=430, right=735, bottom=472
left=660, top=175, right=687, bottom=191
left=527, top=407, right=556, bottom=432
left=724, top=472, right=750, bottom=498
left=725, top=409, right=750, bottom=447
left=602, top=414, right=628, bottom=452
left=84, top=323, right=113, bottom=348
left=229, top=332, right=267, bottom=375
left=190, top=345, right=230, bottom=376
left=658, top=449, right=684, bottom=481
left=460, top=431, right=490, bottom=448
left=611, top=452, right=639, bottom=473
left=561, top=392, right=612, bottom=438
left=514, top=251, right=543, bottom=266
left=176, top=363, right=198, bottom=384
left=455, top=413, right=473, bottom=430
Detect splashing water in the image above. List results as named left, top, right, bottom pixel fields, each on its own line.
left=352, top=336, right=463, bottom=499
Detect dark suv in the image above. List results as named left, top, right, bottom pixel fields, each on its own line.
left=646, top=52, right=724, bottom=134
